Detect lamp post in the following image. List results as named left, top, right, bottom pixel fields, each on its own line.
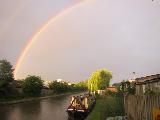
left=0, top=63, right=2, bottom=79
left=0, top=63, right=2, bottom=72
left=133, top=72, right=136, bottom=80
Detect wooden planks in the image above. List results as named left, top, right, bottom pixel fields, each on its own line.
left=124, top=95, right=160, bottom=120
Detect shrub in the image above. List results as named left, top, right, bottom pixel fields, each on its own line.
left=22, top=75, right=43, bottom=97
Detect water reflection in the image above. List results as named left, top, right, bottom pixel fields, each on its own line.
left=20, top=101, right=41, bottom=120
left=68, top=116, right=86, bottom=120
left=0, top=93, right=84, bottom=120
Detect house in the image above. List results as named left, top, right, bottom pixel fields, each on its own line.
left=106, top=86, right=118, bottom=93
left=124, top=75, right=160, bottom=120
left=135, top=74, right=160, bottom=95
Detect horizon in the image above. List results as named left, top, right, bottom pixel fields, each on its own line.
left=1, top=0, right=160, bottom=83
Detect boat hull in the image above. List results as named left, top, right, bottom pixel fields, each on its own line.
left=67, top=110, right=88, bottom=119
left=67, top=100, right=96, bottom=119
left=67, top=94, right=96, bottom=119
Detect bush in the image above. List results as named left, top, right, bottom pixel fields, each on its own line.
left=22, top=75, right=43, bottom=97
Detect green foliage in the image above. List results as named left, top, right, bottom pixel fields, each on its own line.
left=74, top=80, right=88, bottom=91
left=127, top=86, right=135, bottom=95
left=105, top=90, right=116, bottom=97
left=0, top=59, right=14, bottom=82
left=49, top=80, right=88, bottom=93
left=0, top=59, right=14, bottom=99
left=49, top=81, right=68, bottom=93
left=105, top=97, right=125, bottom=118
left=0, top=80, right=8, bottom=88
left=119, top=80, right=135, bottom=95
left=112, top=83, right=121, bottom=88
left=86, top=96, right=124, bottom=120
left=105, top=90, right=123, bottom=98
left=88, top=69, right=112, bottom=91
left=95, top=91, right=101, bottom=99
left=22, top=75, right=43, bottom=97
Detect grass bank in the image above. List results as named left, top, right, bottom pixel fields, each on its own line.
left=86, top=95, right=125, bottom=120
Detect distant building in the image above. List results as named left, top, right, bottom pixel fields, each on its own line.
left=43, top=79, right=71, bottom=87
left=43, top=80, right=53, bottom=87
left=128, top=79, right=135, bottom=83
left=97, top=86, right=118, bottom=95
left=68, top=83, right=72, bottom=85
left=56, top=79, right=70, bottom=84
left=106, top=86, right=118, bottom=93
left=135, top=74, right=160, bottom=95
left=56, top=79, right=62, bottom=82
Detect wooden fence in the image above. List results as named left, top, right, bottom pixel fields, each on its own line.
left=124, top=95, right=160, bottom=120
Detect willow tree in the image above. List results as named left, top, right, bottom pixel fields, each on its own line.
left=88, top=69, right=112, bottom=91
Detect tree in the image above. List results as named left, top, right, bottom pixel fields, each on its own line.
left=0, top=59, right=14, bottom=82
left=112, top=83, right=121, bottom=88
left=0, top=59, right=14, bottom=98
left=49, top=81, right=68, bottom=93
left=120, top=80, right=135, bottom=94
left=74, top=80, right=88, bottom=91
left=88, top=69, right=112, bottom=91
left=22, top=75, right=43, bottom=96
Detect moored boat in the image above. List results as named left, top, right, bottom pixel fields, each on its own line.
left=67, top=93, right=96, bottom=119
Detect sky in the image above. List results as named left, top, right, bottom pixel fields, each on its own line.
left=0, top=0, right=160, bottom=83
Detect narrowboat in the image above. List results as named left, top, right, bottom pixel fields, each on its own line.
left=67, top=93, right=96, bottom=119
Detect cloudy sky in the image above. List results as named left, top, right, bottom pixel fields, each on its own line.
left=0, top=0, right=160, bottom=83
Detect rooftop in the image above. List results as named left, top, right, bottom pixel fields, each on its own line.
left=135, top=74, right=160, bottom=84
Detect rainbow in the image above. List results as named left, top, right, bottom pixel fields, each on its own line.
left=14, top=0, right=91, bottom=79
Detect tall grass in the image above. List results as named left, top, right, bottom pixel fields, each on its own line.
left=86, top=95, right=125, bottom=120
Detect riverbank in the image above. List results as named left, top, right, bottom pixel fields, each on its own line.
left=86, top=95, right=124, bottom=120
left=0, top=91, right=84, bottom=105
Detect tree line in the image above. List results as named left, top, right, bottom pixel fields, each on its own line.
left=0, top=59, right=114, bottom=100
left=0, top=59, right=87, bottom=100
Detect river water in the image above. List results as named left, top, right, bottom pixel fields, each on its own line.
left=0, top=93, right=84, bottom=120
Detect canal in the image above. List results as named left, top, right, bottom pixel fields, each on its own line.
left=0, top=93, right=84, bottom=120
